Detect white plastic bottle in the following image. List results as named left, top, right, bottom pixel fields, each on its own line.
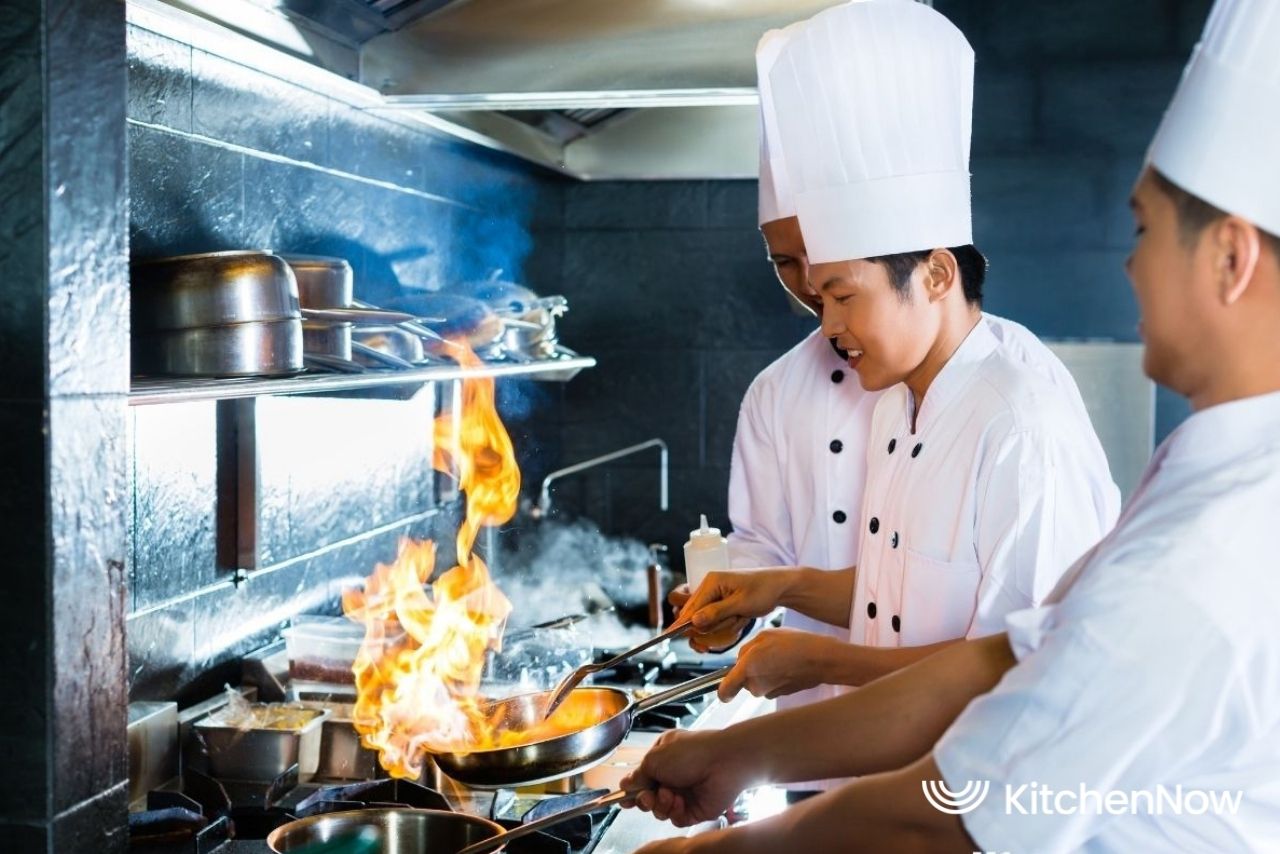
left=683, top=514, right=729, bottom=594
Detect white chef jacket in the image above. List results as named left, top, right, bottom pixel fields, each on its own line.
left=848, top=321, right=1119, bottom=648
left=727, top=316, right=1117, bottom=699
left=936, top=390, right=1280, bottom=853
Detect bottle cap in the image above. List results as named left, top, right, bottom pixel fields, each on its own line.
left=688, top=513, right=722, bottom=540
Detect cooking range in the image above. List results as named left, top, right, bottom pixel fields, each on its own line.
left=129, top=643, right=737, bottom=854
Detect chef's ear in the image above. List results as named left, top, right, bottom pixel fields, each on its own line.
left=1210, top=215, right=1261, bottom=307
left=923, top=248, right=960, bottom=304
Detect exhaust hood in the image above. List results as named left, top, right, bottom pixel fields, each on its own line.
left=133, top=0, right=850, bottom=179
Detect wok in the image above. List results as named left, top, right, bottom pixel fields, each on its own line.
left=432, top=667, right=728, bottom=789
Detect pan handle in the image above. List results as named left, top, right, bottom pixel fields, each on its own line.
left=456, top=790, right=631, bottom=854
left=631, top=666, right=732, bottom=716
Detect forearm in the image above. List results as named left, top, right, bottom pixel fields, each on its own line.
left=818, top=637, right=962, bottom=688
left=688, top=755, right=972, bottom=854
left=777, top=567, right=856, bottom=627
left=721, top=633, right=1016, bottom=783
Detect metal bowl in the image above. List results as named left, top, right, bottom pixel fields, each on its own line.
left=266, top=808, right=506, bottom=854
left=303, top=320, right=354, bottom=361
left=132, top=250, right=300, bottom=331
left=281, top=254, right=353, bottom=309
left=133, top=319, right=304, bottom=377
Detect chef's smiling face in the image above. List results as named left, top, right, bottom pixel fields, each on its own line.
left=761, top=216, right=821, bottom=316
left=1127, top=168, right=1215, bottom=398
left=812, top=257, right=941, bottom=391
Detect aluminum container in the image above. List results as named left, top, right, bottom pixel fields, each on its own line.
left=194, top=704, right=329, bottom=781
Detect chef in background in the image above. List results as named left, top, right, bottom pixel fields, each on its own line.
left=683, top=0, right=1118, bottom=704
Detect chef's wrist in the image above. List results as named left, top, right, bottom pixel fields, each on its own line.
left=774, top=566, right=819, bottom=611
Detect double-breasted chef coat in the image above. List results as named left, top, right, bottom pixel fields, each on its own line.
left=728, top=315, right=1119, bottom=694
left=846, top=320, right=1120, bottom=649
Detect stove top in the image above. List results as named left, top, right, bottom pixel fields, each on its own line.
left=130, top=649, right=723, bottom=854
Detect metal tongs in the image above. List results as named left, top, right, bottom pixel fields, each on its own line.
left=540, top=617, right=692, bottom=721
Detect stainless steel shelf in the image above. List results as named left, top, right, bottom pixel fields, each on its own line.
left=128, top=355, right=596, bottom=406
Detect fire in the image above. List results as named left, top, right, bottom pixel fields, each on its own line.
left=342, top=340, right=524, bottom=779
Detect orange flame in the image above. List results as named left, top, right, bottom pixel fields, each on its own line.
left=342, top=339, right=525, bottom=779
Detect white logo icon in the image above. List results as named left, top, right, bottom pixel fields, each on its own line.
left=922, top=779, right=991, bottom=814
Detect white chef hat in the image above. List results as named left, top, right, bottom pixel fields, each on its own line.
left=770, top=0, right=975, bottom=263
left=1149, top=0, right=1280, bottom=237
left=757, top=25, right=799, bottom=226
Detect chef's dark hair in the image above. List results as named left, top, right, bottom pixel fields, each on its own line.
left=869, top=245, right=986, bottom=305
left=1153, top=169, right=1280, bottom=257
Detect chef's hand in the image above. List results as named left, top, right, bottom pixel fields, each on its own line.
left=720, top=627, right=829, bottom=701
left=621, top=729, right=749, bottom=828
left=669, top=584, right=751, bottom=653
left=676, top=569, right=792, bottom=641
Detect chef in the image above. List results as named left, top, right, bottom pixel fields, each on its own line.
left=626, top=0, right=1280, bottom=850
left=685, top=0, right=1118, bottom=701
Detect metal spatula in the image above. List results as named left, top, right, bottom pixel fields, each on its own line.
left=540, top=617, right=693, bottom=721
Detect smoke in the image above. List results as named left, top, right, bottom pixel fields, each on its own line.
left=481, top=519, right=667, bottom=692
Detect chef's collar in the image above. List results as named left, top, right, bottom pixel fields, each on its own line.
left=1157, top=389, right=1280, bottom=471
left=905, top=318, right=998, bottom=431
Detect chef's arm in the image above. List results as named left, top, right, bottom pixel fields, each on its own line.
left=811, top=635, right=962, bottom=687
left=681, top=754, right=973, bottom=854
left=722, top=632, right=1014, bottom=781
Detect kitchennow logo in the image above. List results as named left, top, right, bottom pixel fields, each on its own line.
left=922, top=779, right=992, bottom=814
left=923, top=780, right=1245, bottom=818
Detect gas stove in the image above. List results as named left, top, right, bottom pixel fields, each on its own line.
left=128, top=643, right=737, bottom=854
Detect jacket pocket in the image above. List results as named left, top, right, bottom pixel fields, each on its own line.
left=899, top=548, right=981, bottom=646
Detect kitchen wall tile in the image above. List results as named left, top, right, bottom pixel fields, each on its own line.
left=0, top=821, right=48, bottom=853
left=707, top=181, right=760, bottom=230
left=1041, top=61, right=1185, bottom=155
left=132, top=401, right=218, bottom=607
left=0, top=0, right=46, bottom=401
left=242, top=154, right=365, bottom=258
left=47, top=395, right=129, bottom=813
left=972, top=67, right=1038, bottom=154
left=971, top=154, right=1109, bottom=251
left=128, top=126, right=245, bottom=257
left=983, top=249, right=1139, bottom=342
left=127, top=599, right=197, bottom=704
left=524, top=228, right=565, bottom=296
left=566, top=181, right=708, bottom=230
left=562, top=228, right=812, bottom=352
left=46, top=0, right=129, bottom=398
left=192, top=50, right=328, bottom=165
left=325, top=102, right=423, bottom=189
left=446, top=206, right=535, bottom=288
left=561, top=348, right=703, bottom=471
left=52, top=782, right=128, bottom=854
left=126, top=24, right=192, bottom=132
left=972, top=0, right=1173, bottom=62
left=354, top=180, right=453, bottom=300
left=0, top=405, right=48, bottom=822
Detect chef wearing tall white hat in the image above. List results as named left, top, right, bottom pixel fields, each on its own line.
left=681, top=0, right=1118, bottom=699
left=624, top=0, right=1280, bottom=850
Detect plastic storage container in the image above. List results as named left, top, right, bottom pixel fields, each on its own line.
left=283, top=616, right=369, bottom=686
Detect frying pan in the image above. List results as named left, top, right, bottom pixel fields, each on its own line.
left=431, top=667, right=728, bottom=789
left=266, top=792, right=629, bottom=854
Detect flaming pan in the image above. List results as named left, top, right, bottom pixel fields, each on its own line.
left=431, top=667, right=729, bottom=789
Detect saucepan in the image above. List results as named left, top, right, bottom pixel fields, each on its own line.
left=266, top=790, right=630, bottom=854
left=431, top=667, right=729, bottom=789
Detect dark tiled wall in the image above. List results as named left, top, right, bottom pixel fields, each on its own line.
left=125, top=23, right=565, bottom=702
left=548, top=0, right=1211, bottom=549
left=0, top=0, right=130, bottom=850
